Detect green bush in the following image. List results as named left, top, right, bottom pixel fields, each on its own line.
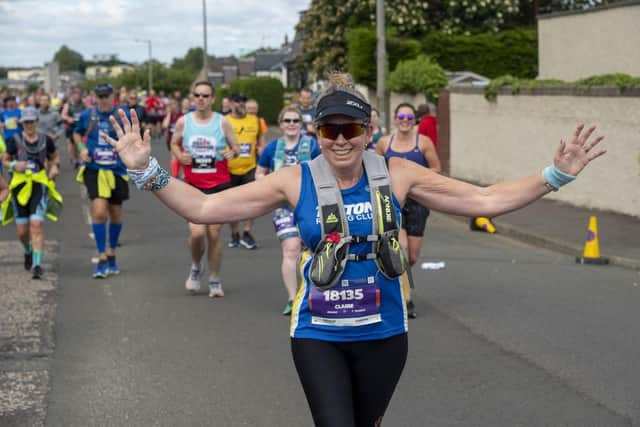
left=216, top=77, right=284, bottom=124
left=422, top=28, right=538, bottom=79
left=387, top=55, right=447, bottom=101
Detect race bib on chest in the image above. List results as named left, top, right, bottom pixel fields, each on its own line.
left=238, top=143, right=252, bottom=158
left=26, top=160, right=41, bottom=173
left=309, top=276, right=381, bottom=327
left=188, top=135, right=217, bottom=173
left=6, top=117, right=18, bottom=130
left=94, top=146, right=118, bottom=165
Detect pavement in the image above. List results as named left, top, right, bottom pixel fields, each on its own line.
left=445, top=197, right=640, bottom=270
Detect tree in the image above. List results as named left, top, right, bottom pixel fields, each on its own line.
left=53, top=45, right=85, bottom=72
left=172, top=47, right=204, bottom=74
left=296, top=0, right=522, bottom=78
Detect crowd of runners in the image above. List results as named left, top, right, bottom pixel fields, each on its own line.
left=0, top=80, right=443, bottom=317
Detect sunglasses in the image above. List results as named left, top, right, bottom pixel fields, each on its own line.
left=97, top=94, right=111, bottom=99
left=281, top=118, right=301, bottom=124
left=193, top=93, right=211, bottom=99
left=317, top=123, right=366, bottom=140
left=22, top=120, right=36, bottom=124
left=396, top=113, right=415, bottom=121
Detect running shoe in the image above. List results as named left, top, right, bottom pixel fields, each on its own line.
left=185, top=264, right=202, bottom=294
left=24, top=252, right=33, bottom=271
left=107, top=255, right=120, bottom=275
left=227, top=232, right=240, bottom=248
left=93, top=259, right=109, bottom=279
left=240, top=231, right=257, bottom=250
left=208, top=279, right=225, bottom=298
left=282, top=300, right=293, bottom=316
left=32, top=265, right=43, bottom=280
left=407, top=300, right=417, bottom=319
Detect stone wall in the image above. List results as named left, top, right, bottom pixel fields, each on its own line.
left=448, top=87, right=640, bottom=218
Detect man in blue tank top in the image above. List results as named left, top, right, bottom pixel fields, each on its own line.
left=74, top=83, right=130, bottom=278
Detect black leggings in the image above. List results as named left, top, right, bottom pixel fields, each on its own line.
left=291, top=333, right=408, bottom=427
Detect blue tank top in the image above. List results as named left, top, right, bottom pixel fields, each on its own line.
left=384, top=133, right=429, bottom=168
left=182, top=112, right=227, bottom=159
left=290, top=163, right=408, bottom=342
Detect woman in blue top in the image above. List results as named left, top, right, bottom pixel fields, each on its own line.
left=256, top=105, right=321, bottom=315
left=376, top=102, right=442, bottom=318
left=104, top=72, right=606, bottom=427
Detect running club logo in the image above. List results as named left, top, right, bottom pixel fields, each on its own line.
left=315, top=202, right=373, bottom=224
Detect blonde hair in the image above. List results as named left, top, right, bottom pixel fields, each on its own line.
left=278, top=105, right=302, bottom=123
left=316, top=72, right=368, bottom=107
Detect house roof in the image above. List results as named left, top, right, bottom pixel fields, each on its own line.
left=255, top=51, right=289, bottom=71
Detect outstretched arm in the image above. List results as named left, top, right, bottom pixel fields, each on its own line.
left=102, top=109, right=297, bottom=224
left=393, top=124, right=606, bottom=217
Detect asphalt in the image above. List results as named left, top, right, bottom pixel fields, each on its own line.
left=446, top=197, right=640, bottom=270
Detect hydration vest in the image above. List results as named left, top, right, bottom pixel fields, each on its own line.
left=273, top=135, right=312, bottom=171
left=308, top=151, right=407, bottom=290
left=13, top=132, right=48, bottom=169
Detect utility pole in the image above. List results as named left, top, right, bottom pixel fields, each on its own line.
left=202, top=0, right=209, bottom=80
left=376, top=0, right=387, bottom=129
left=135, top=39, right=153, bottom=92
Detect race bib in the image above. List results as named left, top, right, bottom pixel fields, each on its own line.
left=26, top=160, right=40, bottom=173
left=309, top=276, right=381, bottom=327
left=188, top=135, right=218, bottom=174
left=5, top=117, right=17, bottom=130
left=273, top=208, right=298, bottom=239
left=238, top=143, right=252, bottom=158
left=93, top=146, right=118, bottom=165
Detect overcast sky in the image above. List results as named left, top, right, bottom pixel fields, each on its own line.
left=0, top=0, right=310, bottom=68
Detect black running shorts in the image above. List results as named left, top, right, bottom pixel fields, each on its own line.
left=401, top=198, right=430, bottom=237
left=229, top=168, right=256, bottom=188
left=84, top=168, right=129, bottom=205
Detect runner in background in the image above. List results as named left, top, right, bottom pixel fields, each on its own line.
left=226, top=92, right=265, bottom=250
left=61, top=88, right=86, bottom=168
left=162, top=98, right=186, bottom=178
left=246, top=99, right=268, bottom=137
left=256, top=106, right=320, bottom=315
left=376, top=102, right=442, bottom=319
left=2, top=107, right=60, bottom=279
left=170, top=81, right=240, bottom=297
left=74, top=83, right=130, bottom=278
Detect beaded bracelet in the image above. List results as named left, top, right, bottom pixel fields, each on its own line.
left=542, top=165, right=576, bottom=191
left=128, top=157, right=171, bottom=191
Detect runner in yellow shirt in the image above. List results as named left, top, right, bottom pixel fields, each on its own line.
left=226, top=93, right=265, bottom=249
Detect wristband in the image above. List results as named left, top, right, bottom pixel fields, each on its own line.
left=9, top=160, right=17, bottom=172
left=127, top=157, right=170, bottom=191
left=77, top=142, right=86, bottom=153
left=542, top=165, right=575, bottom=191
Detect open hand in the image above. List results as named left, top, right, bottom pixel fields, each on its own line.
left=101, top=109, right=151, bottom=170
left=554, top=124, right=606, bottom=176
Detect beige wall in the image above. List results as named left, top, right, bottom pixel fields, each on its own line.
left=539, top=3, right=640, bottom=80
left=449, top=90, right=640, bottom=218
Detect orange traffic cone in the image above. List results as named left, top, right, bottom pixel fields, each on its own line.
left=576, top=216, right=609, bottom=265
left=470, top=217, right=497, bottom=233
